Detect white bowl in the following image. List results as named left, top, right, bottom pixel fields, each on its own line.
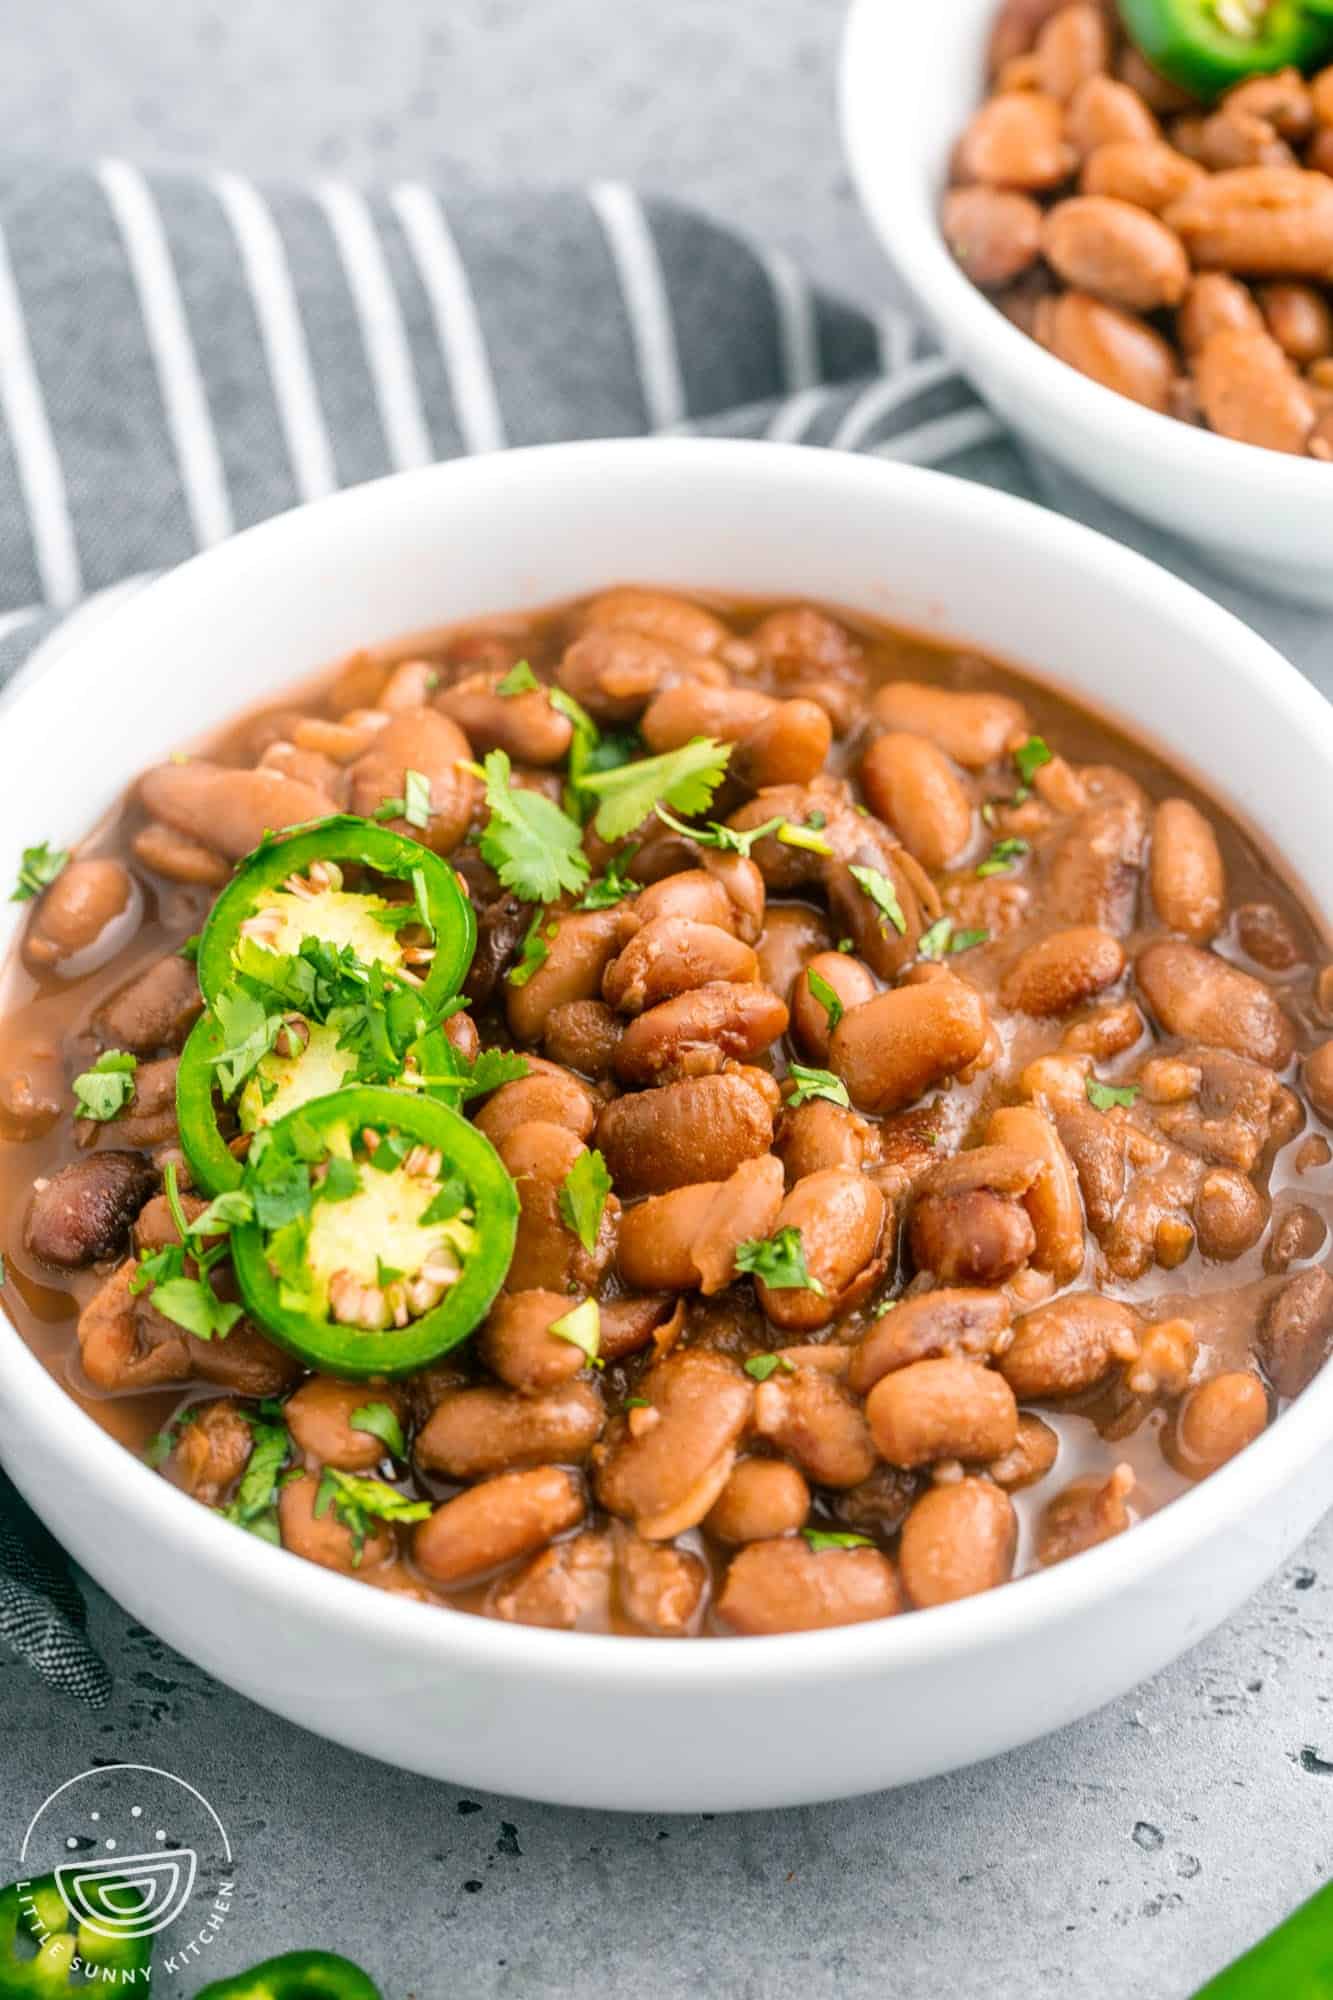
left=2, top=439, right=1331, bottom=1811
left=841, top=0, right=1333, bottom=607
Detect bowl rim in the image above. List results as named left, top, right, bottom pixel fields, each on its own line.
left=838, top=0, right=1333, bottom=501
left=2, top=433, right=1332, bottom=1693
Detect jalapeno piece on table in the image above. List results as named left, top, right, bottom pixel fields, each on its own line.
left=195, top=816, right=475, bottom=1012
left=0, top=1873, right=153, bottom=1994
left=1188, top=1878, right=1333, bottom=1997
left=195, top=1950, right=383, bottom=2000
left=229, top=1084, right=517, bottom=1376
left=1118, top=0, right=1333, bottom=99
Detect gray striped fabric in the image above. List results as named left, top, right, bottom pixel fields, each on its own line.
left=0, top=156, right=1024, bottom=1703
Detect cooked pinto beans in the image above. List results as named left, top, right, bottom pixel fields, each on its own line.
left=5, top=580, right=1330, bottom=1648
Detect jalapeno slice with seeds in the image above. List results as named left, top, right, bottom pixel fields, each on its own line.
left=0, top=1873, right=153, bottom=1994
left=195, top=1950, right=383, bottom=2000
left=196, top=815, right=475, bottom=1012
left=230, top=1084, right=517, bottom=1377
left=1118, top=0, right=1333, bottom=100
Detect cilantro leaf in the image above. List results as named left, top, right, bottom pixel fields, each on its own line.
left=477, top=748, right=589, bottom=904
left=11, top=840, right=69, bottom=903
left=735, top=1226, right=825, bottom=1295
left=654, top=806, right=784, bottom=857
left=802, top=1529, right=874, bottom=1553
left=786, top=1063, right=850, bottom=1110
left=777, top=820, right=834, bottom=857
left=496, top=659, right=540, bottom=695
left=402, top=769, right=432, bottom=831
left=507, top=910, right=556, bottom=989
left=1086, top=1077, right=1140, bottom=1113
left=578, top=850, right=641, bottom=910
left=549, top=1299, right=602, bottom=1367
left=918, top=918, right=989, bottom=960
left=178, top=933, right=201, bottom=962
left=558, top=1149, right=612, bottom=1254
left=314, top=1467, right=431, bottom=1565
left=187, top=1189, right=255, bottom=1238
left=212, top=984, right=281, bottom=1098
left=72, top=1050, right=137, bottom=1122
left=223, top=1418, right=291, bottom=1541
left=1013, top=735, right=1053, bottom=785
left=744, top=1352, right=796, bottom=1383
left=419, top=1041, right=530, bottom=1102
left=579, top=737, right=732, bottom=843
left=848, top=864, right=907, bottom=936
left=150, top=1277, right=245, bottom=1342
left=805, top=968, right=844, bottom=1031
left=871, top=1296, right=898, bottom=1319
left=421, top=1176, right=469, bottom=1225
left=976, top=838, right=1029, bottom=879
left=318, top=1155, right=362, bottom=1204
left=351, top=1402, right=407, bottom=1460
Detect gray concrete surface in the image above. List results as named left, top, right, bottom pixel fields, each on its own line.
left=0, top=5, right=1331, bottom=1997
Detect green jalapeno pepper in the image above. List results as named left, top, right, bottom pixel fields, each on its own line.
left=195, top=1950, right=382, bottom=2000
left=1189, top=1878, right=1333, bottom=1996
left=0, top=1874, right=153, bottom=1995
left=1118, top=0, right=1333, bottom=100
left=230, top=1083, right=517, bottom=1376
left=195, top=816, right=475, bottom=1014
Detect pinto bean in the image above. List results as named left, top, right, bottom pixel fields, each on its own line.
left=188, top=1318, right=300, bottom=1398
left=1165, top=166, right=1333, bottom=277
left=631, top=869, right=735, bottom=933
left=131, top=821, right=231, bottom=887
left=374, top=658, right=438, bottom=711
left=594, top=1349, right=752, bottom=1538
left=1149, top=798, right=1227, bottom=942
left=1177, top=272, right=1265, bottom=355
left=473, top=1062, right=597, bottom=1146
left=1042, top=196, right=1188, bottom=311
left=1044, top=783, right=1147, bottom=933
left=76, top=1263, right=188, bottom=1391
left=173, top=1400, right=253, bottom=1504
left=1137, top=939, right=1294, bottom=1069
left=1000, top=1292, right=1141, bottom=1399
left=1194, top=1168, right=1266, bottom=1261
left=436, top=669, right=572, bottom=765
left=26, top=1152, right=157, bottom=1269
left=1117, top=43, right=1198, bottom=113
left=899, top=1478, right=1017, bottom=1607
left=751, top=1367, right=877, bottom=1487
left=94, top=953, right=201, bottom=1055
left=1226, top=67, right=1313, bottom=140
left=641, top=681, right=831, bottom=790
left=1035, top=4, right=1109, bottom=99
left=614, top=981, right=787, bottom=1086
left=285, top=1377, right=404, bottom=1471
left=347, top=709, right=476, bottom=854
left=988, top=0, right=1074, bottom=70
left=415, top=1466, right=586, bottom=1587
left=24, top=859, right=136, bottom=975
left=582, top=587, right=728, bottom=656
left=602, top=918, right=759, bottom=1015
left=0, top=1031, right=64, bottom=1139
left=1066, top=75, right=1160, bottom=153
left=955, top=91, right=1078, bottom=190
left=1080, top=140, right=1206, bottom=212
left=775, top=1097, right=874, bottom=1181
left=849, top=1289, right=1012, bottom=1394
left=867, top=1358, right=1018, bottom=1468
left=717, top=1536, right=901, bottom=1635
left=498, top=1122, right=617, bottom=1292
left=705, top=1458, right=811, bottom=1543
left=1256, top=1264, right=1333, bottom=1396
left=830, top=975, right=989, bottom=1116
left=941, top=186, right=1044, bottom=287
left=870, top=683, right=1028, bottom=770
left=985, top=1105, right=1086, bottom=1282
left=1002, top=926, right=1125, bottom=1016
left=1306, top=1040, right=1333, bottom=1123
left=505, top=908, right=623, bottom=1043
left=279, top=1469, right=393, bottom=1575
left=755, top=1169, right=886, bottom=1332
left=139, top=762, right=335, bottom=861
left=542, top=998, right=622, bottom=1078
left=1037, top=1463, right=1134, bottom=1564
left=595, top=1071, right=774, bottom=1196
left=1194, top=328, right=1315, bottom=453
left=599, top=1294, right=680, bottom=1362
left=557, top=627, right=719, bottom=724
left=910, top=1189, right=1036, bottom=1286
left=617, top=1154, right=784, bottom=1294
left=1038, top=291, right=1174, bottom=409
left=860, top=732, right=974, bottom=870
left=477, top=1290, right=591, bottom=1391
left=1258, top=281, right=1333, bottom=363
left=487, top=1532, right=613, bottom=1630
left=610, top=1528, right=707, bottom=1636
left=1163, top=1372, right=1269, bottom=1478
left=989, top=1412, right=1060, bottom=1489
left=791, top=951, right=877, bottom=1062
left=111, top=1054, right=180, bottom=1150
left=416, top=1378, right=604, bottom=1480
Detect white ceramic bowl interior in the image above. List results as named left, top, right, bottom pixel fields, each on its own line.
left=840, top=0, right=1333, bottom=607
left=2, top=439, right=1331, bottom=1812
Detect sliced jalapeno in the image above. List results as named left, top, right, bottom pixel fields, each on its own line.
left=195, top=1950, right=383, bottom=2000
left=1118, top=0, right=1333, bottom=100
left=0, top=1873, right=154, bottom=1994
left=196, top=816, right=475, bottom=1013
left=230, top=1084, right=517, bottom=1377
left=1189, top=1877, right=1333, bottom=1995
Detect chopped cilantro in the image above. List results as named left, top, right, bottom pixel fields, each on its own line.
left=976, top=837, right=1029, bottom=879
left=1086, top=1077, right=1141, bottom=1113
left=777, top=821, right=834, bottom=857
left=72, top=1049, right=137, bottom=1122
left=314, top=1467, right=431, bottom=1564
left=10, top=840, right=69, bottom=903
left=744, top=1352, right=797, bottom=1383
left=871, top=1297, right=898, bottom=1319
left=1013, top=735, right=1053, bottom=785
left=802, top=1529, right=874, bottom=1553
left=187, top=1188, right=255, bottom=1237
left=420, top=1042, right=530, bottom=1102
left=849, top=863, right=907, bottom=935
left=549, top=1299, right=602, bottom=1368
left=786, top=1063, right=851, bottom=1110
left=623, top=1396, right=651, bottom=1412
left=222, top=1418, right=291, bottom=1542
left=805, top=968, right=844, bottom=1031
left=735, top=1226, right=825, bottom=1295
left=178, top=933, right=201, bottom=962
left=212, top=984, right=281, bottom=1098
left=917, top=918, right=990, bottom=961
left=351, top=1401, right=407, bottom=1461
left=402, top=769, right=432, bottom=831
left=507, top=910, right=556, bottom=989
left=151, top=1274, right=245, bottom=1342
left=496, top=659, right=540, bottom=696
left=558, top=1149, right=612, bottom=1254
left=318, top=1155, right=362, bottom=1204
left=654, top=806, right=782, bottom=856
left=421, top=1176, right=469, bottom=1225
left=579, top=736, right=732, bottom=843
left=578, top=850, right=642, bottom=910
left=477, top=748, right=589, bottom=904
left=365, top=1128, right=411, bottom=1175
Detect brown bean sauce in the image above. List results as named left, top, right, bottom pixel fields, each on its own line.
left=2, top=588, right=1330, bottom=1636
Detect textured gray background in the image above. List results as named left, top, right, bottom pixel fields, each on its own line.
left=1, top=4, right=1331, bottom=1998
